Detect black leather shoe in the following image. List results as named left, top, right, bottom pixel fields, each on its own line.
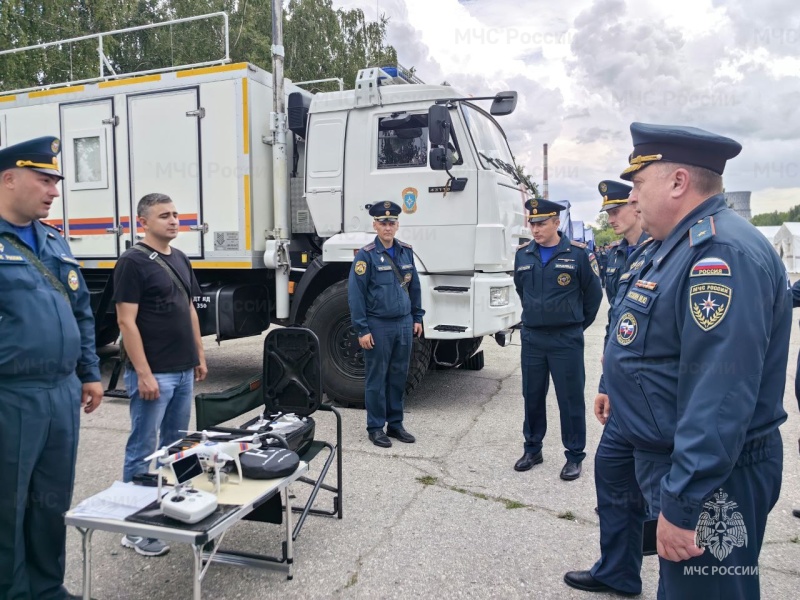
left=793, top=508, right=800, bottom=519
left=513, top=451, right=543, bottom=471
left=564, top=571, right=639, bottom=596
left=368, top=430, right=392, bottom=448
left=387, top=426, right=416, bottom=443
left=560, top=461, right=582, bottom=480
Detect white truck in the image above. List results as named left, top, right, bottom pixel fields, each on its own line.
left=0, top=14, right=534, bottom=407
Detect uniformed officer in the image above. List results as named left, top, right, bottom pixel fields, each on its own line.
left=603, top=123, right=790, bottom=599
left=348, top=201, right=425, bottom=448
left=564, top=181, right=654, bottom=596
left=513, top=198, right=602, bottom=480
left=597, top=180, right=650, bottom=304
left=0, top=137, right=103, bottom=600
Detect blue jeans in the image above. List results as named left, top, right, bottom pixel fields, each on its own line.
left=122, top=368, right=194, bottom=482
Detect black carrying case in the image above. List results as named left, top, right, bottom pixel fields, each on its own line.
left=193, top=327, right=323, bottom=457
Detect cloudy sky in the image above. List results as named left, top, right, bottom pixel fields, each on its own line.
left=332, top=0, right=800, bottom=225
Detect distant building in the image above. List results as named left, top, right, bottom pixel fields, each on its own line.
left=774, top=223, right=800, bottom=272
left=725, top=191, right=751, bottom=220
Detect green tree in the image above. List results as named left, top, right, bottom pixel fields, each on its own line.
left=0, top=0, right=399, bottom=92
left=589, top=212, right=620, bottom=247
left=514, top=163, right=540, bottom=198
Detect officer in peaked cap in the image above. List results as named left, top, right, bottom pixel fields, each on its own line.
left=513, top=197, right=602, bottom=480
left=0, top=137, right=103, bottom=599
left=598, top=123, right=789, bottom=599
left=348, top=201, right=425, bottom=448
left=564, top=179, right=656, bottom=596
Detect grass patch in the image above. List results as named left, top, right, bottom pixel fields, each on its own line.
left=558, top=511, right=576, bottom=521
left=503, top=499, right=526, bottom=509
left=791, top=536, right=799, bottom=544
left=416, top=475, right=438, bottom=486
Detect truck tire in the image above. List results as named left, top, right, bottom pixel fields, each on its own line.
left=303, top=280, right=430, bottom=409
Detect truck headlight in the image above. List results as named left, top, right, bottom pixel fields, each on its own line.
left=489, top=287, right=509, bottom=307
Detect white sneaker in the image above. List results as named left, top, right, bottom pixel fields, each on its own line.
left=121, top=535, right=170, bottom=557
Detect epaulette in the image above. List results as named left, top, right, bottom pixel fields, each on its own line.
left=608, top=239, right=621, bottom=248
left=398, top=240, right=412, bottom=249
left=517, top=240, right=531, bottom=250
left=570, top=240, right=587, bottom=249
left=363, top=242, right=376, bottom=251
left=41, top=220, right=62, bottom=231
left=639, top=236, right=655, bottom=247
left=40, top=220, right=64, bottom=239
left=689, top=216, right=715, bottom=247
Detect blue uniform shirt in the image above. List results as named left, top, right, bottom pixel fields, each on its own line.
left=0, top=218, right=100, bottom=383
left=348, top=236, right=425, bottom=337
left=603, top=194, right=791, bottom=529
left=514, top=233, right=603, bottom=330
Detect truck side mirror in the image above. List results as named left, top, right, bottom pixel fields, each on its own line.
left=490, top=91, right=517, bottom=116
left=429, top=147, right=453, bottom=171
left=428, top=105, right=451, bottom=146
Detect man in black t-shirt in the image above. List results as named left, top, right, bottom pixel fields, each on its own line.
left=113, top=193, right=207, bottom=557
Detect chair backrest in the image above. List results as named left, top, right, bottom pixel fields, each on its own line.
left=263, top=327, right=323, bottom=416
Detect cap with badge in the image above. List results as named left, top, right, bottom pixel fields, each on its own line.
left=620, top=122, right=742, bottom=181
left=0, top=136, right=63, bottom=180
left=525, top=198, right=563, bottom=223
left=598, top=180, right=632, bottom=212
left=369, top=201, right=402, bottom=221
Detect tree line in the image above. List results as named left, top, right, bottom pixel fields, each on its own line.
left=0, top=0, right=397, bottom=92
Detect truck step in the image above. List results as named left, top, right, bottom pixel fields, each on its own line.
left=433, top=286, right=470, bottom=293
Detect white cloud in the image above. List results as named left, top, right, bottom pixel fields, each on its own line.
left=332, top=0, right=800, bottom=222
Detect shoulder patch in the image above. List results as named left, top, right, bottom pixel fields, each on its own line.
left=363, top=242, right=376, bottom=251
left=689, top=216, right=715, bottom=247
left=590, top=254, right=600, bottom=277
left=570, top=240, right=587, bottom=248
left=354, top=260, right=367, bottom=276
left=690, top=257, right=731, bottom=277
left=397, top=240, right=412, bottom=249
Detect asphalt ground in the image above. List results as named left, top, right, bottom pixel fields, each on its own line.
left=63, top=292, right=800, bottom=599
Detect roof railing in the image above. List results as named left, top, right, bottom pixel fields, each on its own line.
left=0, top=12, right=230, bottom=96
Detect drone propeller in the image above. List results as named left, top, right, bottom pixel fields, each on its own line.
left=143, top=438, right=184, bottom=462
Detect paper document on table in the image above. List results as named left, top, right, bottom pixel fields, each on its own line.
left=70, top=481, right=168, bottom=520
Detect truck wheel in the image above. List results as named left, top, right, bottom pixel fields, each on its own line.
left=303, top=280, right=430, bottom=409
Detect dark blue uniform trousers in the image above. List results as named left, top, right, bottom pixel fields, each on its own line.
left=590, top=413, right=647, bottom=595
left=635, top=431, right=782, bottom=600
left=520, top=325, right=586, bottom=462
left=364, top=315, right=413, bottom=432
left=0, top=374, right=81, bottom=600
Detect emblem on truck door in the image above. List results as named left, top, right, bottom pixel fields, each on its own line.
left=401, top=187, right=418, bottom=214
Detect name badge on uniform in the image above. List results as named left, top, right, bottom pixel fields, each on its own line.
left=619, top=272, right=633, bottom=282
left=516, top=265, right=532, bottom=272
left=554, top=263, right=576, bottom=270
left=625, top=290, right=652, bottom=308
left=376, top=265, right=392, bottom=271
left=400, top=264, right=413, bottom=269
left=607, top=267, right=617, bottom=274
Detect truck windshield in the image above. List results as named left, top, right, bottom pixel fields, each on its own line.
left=460, top=102, right=516, bottom=179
